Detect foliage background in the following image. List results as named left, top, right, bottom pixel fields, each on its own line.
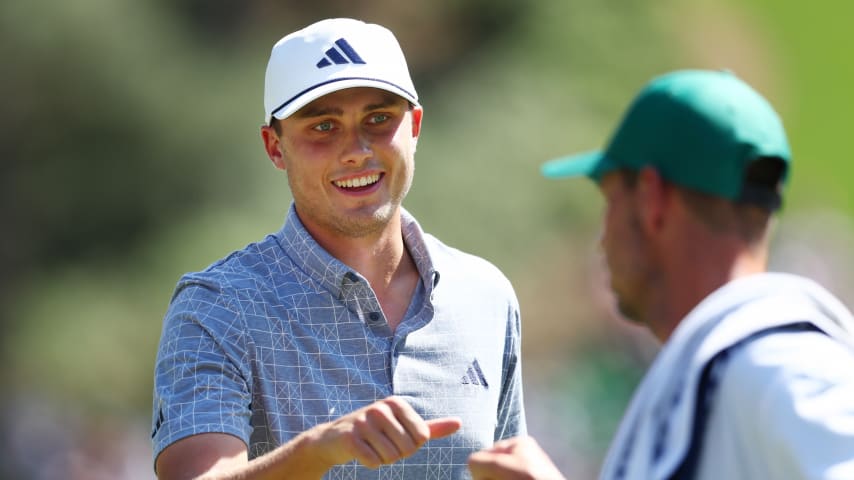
left=1, top=0, right=852, bottom=478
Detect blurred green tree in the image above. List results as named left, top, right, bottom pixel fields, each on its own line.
left=0, top=0, right=525, bottom=323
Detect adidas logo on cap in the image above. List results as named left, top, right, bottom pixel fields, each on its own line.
left=316, top=38, right=366, bottom=68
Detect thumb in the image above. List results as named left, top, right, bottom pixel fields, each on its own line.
left=426, top=417, right=462, bottom=440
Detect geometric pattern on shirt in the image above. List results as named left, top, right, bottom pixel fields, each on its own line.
left=151, top=205, right=526, bottom=479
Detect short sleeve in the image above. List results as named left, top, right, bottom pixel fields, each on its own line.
left=151, top=280, right=253, bottom=464
left=495, top=295, right=527, bottom=440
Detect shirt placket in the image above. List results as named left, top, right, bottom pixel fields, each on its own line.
left=339, top=271, right=394, bottom=396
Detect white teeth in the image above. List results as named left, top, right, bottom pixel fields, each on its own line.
left=335, top=174, right=380, bottom=188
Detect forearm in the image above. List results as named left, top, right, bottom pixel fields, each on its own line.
left=158, top=429, right=334, bottom=480
left=159, top=396, right=459, bottom=480
left=205, top=431, right=331, bottom=480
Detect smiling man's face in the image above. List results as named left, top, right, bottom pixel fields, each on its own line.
left=264, top=87, right=422, bottom=241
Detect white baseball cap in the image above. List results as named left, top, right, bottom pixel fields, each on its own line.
left=263, top=18, right=419, bottom=124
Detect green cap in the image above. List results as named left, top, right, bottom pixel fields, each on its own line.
left=541, top=70, right=791, bottom=203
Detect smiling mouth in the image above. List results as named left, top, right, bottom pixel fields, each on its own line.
left=333, top=173, right=382, bottom=190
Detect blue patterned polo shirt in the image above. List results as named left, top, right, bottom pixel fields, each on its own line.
left=151, top=204, right=526, bottom=479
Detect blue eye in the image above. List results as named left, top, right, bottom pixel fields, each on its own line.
left=369, top=113, right=389, bottom=124
left=314, top=121, right=333, bottom=132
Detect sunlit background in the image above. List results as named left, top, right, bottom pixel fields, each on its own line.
left=2, top=0, right=853, bottom=478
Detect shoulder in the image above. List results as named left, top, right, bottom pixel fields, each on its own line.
left=174, top=234, right=289, bottom=297
left=422, top=232, right=516, bottom=295
left=165, top=234, right=293, bottom=331
left=716, top=330, right=854, bottom=444
left=723, top=330, right=854, bottom=392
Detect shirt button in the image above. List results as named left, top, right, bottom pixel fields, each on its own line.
left=368, top=312, right=382, bottom=323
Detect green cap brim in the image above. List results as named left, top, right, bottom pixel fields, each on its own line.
left=540, top=150, right=604, bottom=179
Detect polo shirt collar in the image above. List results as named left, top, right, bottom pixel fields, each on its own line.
left=277, top=204, right=440, bottom=300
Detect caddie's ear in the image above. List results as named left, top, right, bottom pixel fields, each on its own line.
left=635, top=166, right=670, bottom=234
left=261, top=124, right=286, bottom=171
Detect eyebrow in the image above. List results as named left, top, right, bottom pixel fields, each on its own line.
left=294, top=94, right=405, bottom=119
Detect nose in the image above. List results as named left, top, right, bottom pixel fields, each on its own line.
left=340, top=128, right=372, bottom=165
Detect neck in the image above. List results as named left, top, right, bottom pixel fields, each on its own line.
left=339, top=232, right=411, bottom=292
left=303, top=211, right=419, bottom=331
left=343, top=230, right=418, bottom=332
left=646, top=238, right=768, bottom=342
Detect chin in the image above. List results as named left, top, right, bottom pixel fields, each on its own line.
left=336, top=209, right=395, bottom=237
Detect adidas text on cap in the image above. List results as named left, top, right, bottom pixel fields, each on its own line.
left=264, top=18, right=419, bottom=123
left=541, top=70, right=791, bottom=206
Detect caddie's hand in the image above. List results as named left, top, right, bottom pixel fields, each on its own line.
left=314, top=396, right=461, bottom=469
left=468, top=436, right=566, bottom=480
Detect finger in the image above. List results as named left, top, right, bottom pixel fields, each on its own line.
left=366, top=404, right=416, bottom=459
left=350, top=435, right=383, bottom=469
left=426, top=417, right=462, bottom=440
left=468, top=451, right=523, bottom=479
left=359, top=428, right=400, bottom=465
left=383, top=397, right=430, bottom=447
left=356, top=412, right=404, bottom=465
left=468, top=451, right=503, bottom=478
left=488, top=436, right=530, bottom=453
left=381, top=399, right=461, bottom=458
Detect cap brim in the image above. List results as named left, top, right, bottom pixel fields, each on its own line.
left=540, top=150, right=605, bottom=179
left=268, top=78, right=419, bottom=123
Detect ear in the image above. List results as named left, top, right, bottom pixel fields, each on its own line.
left=410, top=106, right=423, bottom=139
left=260, top=124, right=286, bottom=171
left=635, top=166, right=669, bottom=235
